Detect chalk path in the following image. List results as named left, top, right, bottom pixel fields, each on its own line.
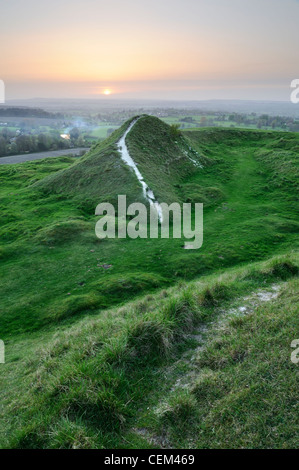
left=117, top=118, right=163, bottom=223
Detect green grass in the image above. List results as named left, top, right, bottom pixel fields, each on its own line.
left=0, top=255, right=298, bottom=448
left=0, top=120, right=298, bottom=337
left=147, top=275, right=299, bottom=449
left=0, top=116, right=298, bottom=448
left=85, top=126, right=118, bottom=140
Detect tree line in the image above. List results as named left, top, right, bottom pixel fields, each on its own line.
left=0, top=128, right=86, bottom=157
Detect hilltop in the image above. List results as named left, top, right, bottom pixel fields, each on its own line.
left=36, top=115, right=204, bottom=207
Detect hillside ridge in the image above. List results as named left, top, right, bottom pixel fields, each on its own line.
left=35, top=115, right=204, bottom=208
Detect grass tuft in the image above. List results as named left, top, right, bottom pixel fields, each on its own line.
left=162, top=289, right=199, bottom=333
left=158, top=391, right=198, bottom=427
left=127, top=320, right=173, bottom=362
left=265, top=260, right=298, bottom=280
left=198, top=282, right=231, bottom=307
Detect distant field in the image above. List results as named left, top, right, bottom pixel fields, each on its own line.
left=160, top=116, right=287, bottom=132
left=85, top=125, right=118, bottom=140
left=0, top=126, right=18, bottom=132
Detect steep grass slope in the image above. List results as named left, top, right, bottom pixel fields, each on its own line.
left=125, top=116, right=204, bottom=203
left=34, top=119, right=142, bottom=210
left=0, top=119, right=298, bottom=338
left=0, top=255, right=298, bottom=448
left=36, top=115, right=202, bottom=208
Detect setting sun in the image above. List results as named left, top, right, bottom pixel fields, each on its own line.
left=103, top=89, right=111, bottom=95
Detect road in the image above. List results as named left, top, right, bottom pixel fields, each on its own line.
left=0, top=148, right=89, bottom=165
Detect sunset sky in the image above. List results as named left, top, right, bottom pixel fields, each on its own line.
left=1, top=0, right=299, bottom=100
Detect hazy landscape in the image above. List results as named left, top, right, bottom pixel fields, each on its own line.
left=2, top=99, right=299, bottom=159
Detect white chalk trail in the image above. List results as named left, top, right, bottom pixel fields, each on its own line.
left=117, top=118, right=163, bottom=222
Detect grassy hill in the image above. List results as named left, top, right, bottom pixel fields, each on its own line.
left=0, top=116, right=298, bottom=448
left=36, top=116, right=202, bottom=206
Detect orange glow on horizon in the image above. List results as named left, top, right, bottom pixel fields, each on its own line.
left=2, top=0, right=298, bottom=100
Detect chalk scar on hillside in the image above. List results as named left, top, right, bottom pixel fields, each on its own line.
left=117, top=118, right=164, bottom=223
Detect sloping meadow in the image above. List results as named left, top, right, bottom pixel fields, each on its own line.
left=0, top=254, right=298, bottom=448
